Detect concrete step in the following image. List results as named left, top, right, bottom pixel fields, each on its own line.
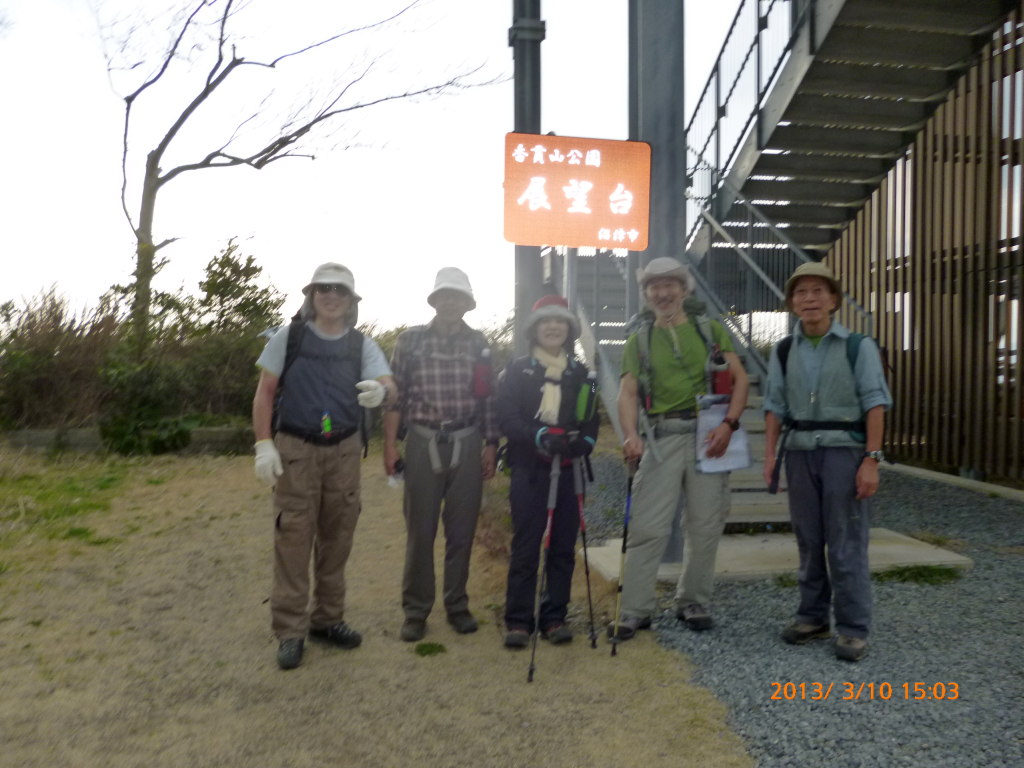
left=729, top=466, right=778, bottom=490
left=586, top=529, right=974, bottom=583
left=837, top=0, right=1008, bottom=36
left=767, top=125, right=909, bottom=159
left=753, top=153, right=889, bottom=184
left=799, top=61, right=953, bottom=102
left=742, top=179, right=871, bottom=206
left=819, top=25, right=979, bottom=70
left=783, top=94, right=929, bottom=132
left=728, top=491, right=790, bottom=525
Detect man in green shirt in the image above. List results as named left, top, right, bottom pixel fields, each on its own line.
left=611, top=257, right=750, bottom=640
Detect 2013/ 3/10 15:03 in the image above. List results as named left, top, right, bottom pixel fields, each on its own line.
left=770, top=682, right=960, bottom=701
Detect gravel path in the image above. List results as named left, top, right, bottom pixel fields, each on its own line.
left=583, top=456, right=1024, bottom=767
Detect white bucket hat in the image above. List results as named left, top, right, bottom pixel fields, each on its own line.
left=637, top=256, right=696, bottom=294
left=427, top=267, right=476, bottom=310
left=300, top=262, right=361, bottom=325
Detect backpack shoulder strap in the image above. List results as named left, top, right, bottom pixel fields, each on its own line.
left=777, top=335, right=794, bottom=377
left=693, top=314, right=714, bottom=352
left=846, top=332, right=864, bottom=372
left=279, top=319, right=307, bottom=388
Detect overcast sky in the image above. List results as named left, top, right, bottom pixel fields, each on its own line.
left=0, top=0, right=740, bottom=331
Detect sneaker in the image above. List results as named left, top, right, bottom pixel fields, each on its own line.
left=780, top=622, right=831, bottom=645
left=447, top=611, right=479, bottom=634
left=606, top=614, right=652, bottom=641
left=400, top=618, right=426, bottom=643
left=835, top=635, right=867, bottom=662
left=541, top=624, right=573, bottom=645
left=309, top=621, right=362, bottom=649
left=676, top=603, right=713, bottom=631
left=276, top=637, right=304, bottom=670
left=504, top=628, right=531, bottom=649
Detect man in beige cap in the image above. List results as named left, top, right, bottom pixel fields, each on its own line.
left=612, top=256, right=750, bottom=640
left=383, top=267, right=500, bottom=642
left=763, top=262, right=890, bottom=662
left=252, top=262, right=397, bottom=670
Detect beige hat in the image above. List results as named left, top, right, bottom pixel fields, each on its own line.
left=784, top=262, right=842, bottom=308
left=302, top=262, right=361, bottom=301
left=428, top=267, right=476, bottom=310
left=637, top=256, right=696, bottom=293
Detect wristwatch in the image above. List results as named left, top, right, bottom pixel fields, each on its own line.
left=862, top=450, right=885, bottom=462
left=723, top=417, right=740, bottom=431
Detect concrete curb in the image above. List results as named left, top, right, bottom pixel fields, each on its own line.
left=0, top=426, right=255, bottom=455
left=881, top=462, right=1024, bottom=504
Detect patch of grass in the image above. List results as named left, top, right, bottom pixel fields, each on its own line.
left=0, top=458, right=127, bottom=531
left=872, top=565, right=961, bottom=585
left=28, top=619, right=43, bottom=627
left=146, top=477, right=167, bottom=486
left=0, top=561, right=9, bottom=575
left=414, top=642, right=447, bottom=657
left=62, top=527, right=94, bottom=541
left=774, top=573, right=798, bottom=588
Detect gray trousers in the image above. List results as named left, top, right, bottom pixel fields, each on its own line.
left=786, top=447, right=872, bottom=639
left=620, top=428, right=731, bottom=618
left=401, top=426, right=483, bottom=620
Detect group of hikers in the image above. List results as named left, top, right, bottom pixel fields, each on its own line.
left=251, top=255, right=891, bottom=671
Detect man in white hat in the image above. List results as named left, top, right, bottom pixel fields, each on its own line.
left=252, top=262, right=397, bottom=670
left=383, top=267, right=499, bottom=642
left=612, top=256, right=750, bottom=640
left=763, top=262, right=891, bottom=662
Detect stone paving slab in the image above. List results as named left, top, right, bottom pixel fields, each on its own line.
left=586, top=528, right=974, bottom=583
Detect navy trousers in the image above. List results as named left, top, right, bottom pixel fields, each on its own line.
left=505, top=461, right=580, bottom=632
left=786, top=447, right=873, bottom=639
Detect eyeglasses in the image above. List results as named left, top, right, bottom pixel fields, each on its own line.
left=314, top=284, right=349, bottom=295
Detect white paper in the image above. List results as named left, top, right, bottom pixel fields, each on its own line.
left=696, top=394, right=752, bottom=473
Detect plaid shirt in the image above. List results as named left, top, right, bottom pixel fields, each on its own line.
left=389, top=320, right=500, bottom=442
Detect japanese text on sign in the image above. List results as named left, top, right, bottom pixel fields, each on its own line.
left=503, top=132, right=651, bottom=250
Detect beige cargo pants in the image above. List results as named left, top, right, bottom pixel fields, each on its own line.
left=270, top=432, right=362, bottom=640
left=620, top=423, right=730, bottom=619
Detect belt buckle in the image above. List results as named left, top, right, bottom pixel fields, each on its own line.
left=436, top=420, right=453, bottom=444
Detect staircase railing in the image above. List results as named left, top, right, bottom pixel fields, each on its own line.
left=686, top=0, right=818, bottom=242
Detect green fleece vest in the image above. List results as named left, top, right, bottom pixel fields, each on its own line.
left=784, top=335, right=866, bottom=450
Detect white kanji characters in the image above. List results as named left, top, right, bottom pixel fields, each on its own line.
left=585, top=149, right=601, bottom=167
left=549, top=149, right=565, bottom=162
left=567, top=149, right=583, bottom=165
left=512, top=144, right=528, bottom=163
left=563, top=179, right=594, bottom=213
left=531, top=145, right=546, bottom=163
left=613, top=228, right=627, bottom=242
left=627, top=229, right=640, bottom=242
left=598, top=228, right=611, bottom=240
left=518, top=177, right=551, bottom=211
left=609, top=183, right=634, bottom=214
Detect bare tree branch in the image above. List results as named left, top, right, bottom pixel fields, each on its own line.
left=154, top=238, right=180, bottom=252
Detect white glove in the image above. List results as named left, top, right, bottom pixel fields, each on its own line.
left=254, top=439, right=284, bottom=487
left=356, top=379, right=386, bottom=408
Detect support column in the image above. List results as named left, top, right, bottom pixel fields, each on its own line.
left=510, top=0, right=546, bottom=356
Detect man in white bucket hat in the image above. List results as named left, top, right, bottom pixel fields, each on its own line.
left=383, top=267, right=500, bottom=642
left=611, top=256, right=750, bottom=641
left=252, top=262, right=397, bottom=670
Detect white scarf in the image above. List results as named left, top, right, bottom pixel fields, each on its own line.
left=532, top=346, right=568, bottom=426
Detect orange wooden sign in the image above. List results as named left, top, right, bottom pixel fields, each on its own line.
left=503, top=132, right=651, bottom=250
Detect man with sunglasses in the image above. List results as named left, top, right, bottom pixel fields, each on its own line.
left=253, top=262, right=397, bottom=670
left=383, top=267, right=499, bottom=643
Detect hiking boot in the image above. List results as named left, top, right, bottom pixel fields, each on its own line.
left=606, top=615, right=651, bottom=642
left=835, top=635, right=867, bottom=662
left=447, top=611, right=478, bottom=634
left=676, top=603, right=713, bottom=631
left=541, top=624, right=573, bottom=645
left=309, top=621, right=362, bottom=649
left=780, top=622, right=831, bottom=645
left=276, top=637, right=304, bottom=670
left=400, top=618, right=426, bottom=642
left=504, top=628, right=531, bottom=649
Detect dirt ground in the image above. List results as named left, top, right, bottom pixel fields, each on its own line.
left=0, top=446, right=752, bottom=768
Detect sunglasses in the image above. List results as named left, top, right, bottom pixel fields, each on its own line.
left=314, top=284, right=350, bottom=295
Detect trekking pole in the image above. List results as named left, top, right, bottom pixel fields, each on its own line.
left=610, top=460, right=638, bottom=657
left=571, top=457, right=598, bottom=648
left=528, top=454, right=562, bottom=683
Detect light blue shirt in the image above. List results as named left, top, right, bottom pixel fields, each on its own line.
left=762, top=319, right=892, bottom=421
left=257, top=322, right=392, bottom=381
